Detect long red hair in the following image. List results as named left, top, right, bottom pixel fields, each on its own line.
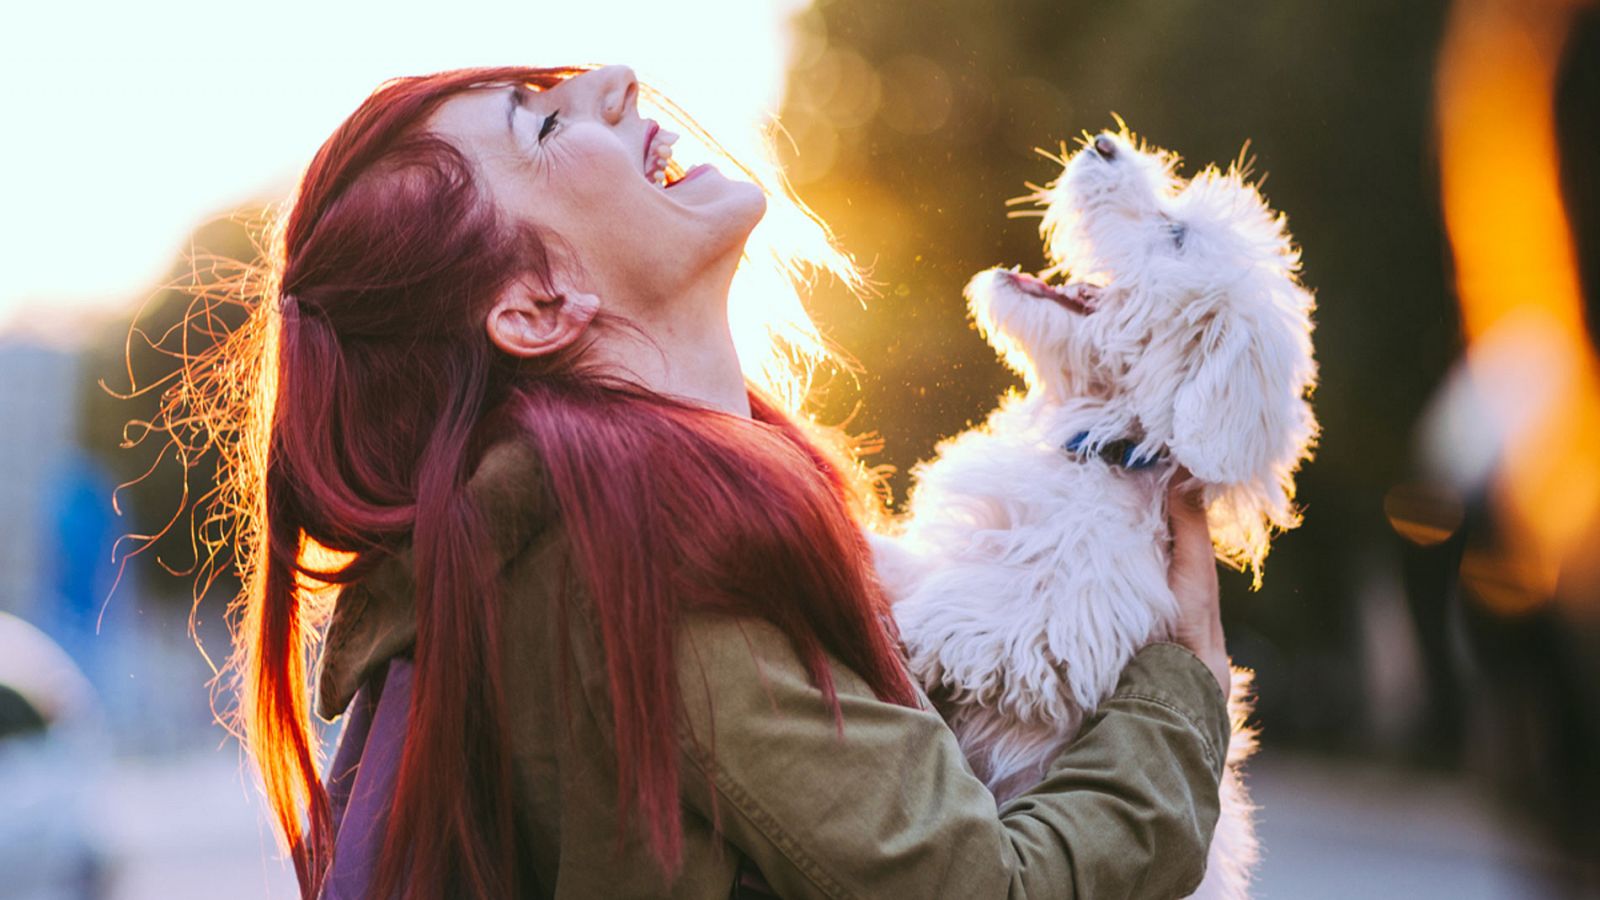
left=185, top=66, right=914, bottom=899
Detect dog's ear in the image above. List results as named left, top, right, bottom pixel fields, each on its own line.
left=1173, top=318, right=1281, bottom=484
left=1171, top=275, right=1315, bottom=481
left=1169, top=278, right=1317, bottom=579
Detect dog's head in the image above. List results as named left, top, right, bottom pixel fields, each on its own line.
left=967, top=125, right=1319, bottom=580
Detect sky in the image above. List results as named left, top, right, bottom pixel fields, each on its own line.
left=0, top=0, right=808, bottom=337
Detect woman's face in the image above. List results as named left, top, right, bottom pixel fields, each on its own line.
left=427, top=65, right=767, bottom=317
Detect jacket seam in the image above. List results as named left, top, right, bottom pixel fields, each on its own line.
left=680, top=735, right=857, bottom=900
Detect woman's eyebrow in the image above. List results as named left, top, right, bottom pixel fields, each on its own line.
left=505, top=86, right=520, bottom=137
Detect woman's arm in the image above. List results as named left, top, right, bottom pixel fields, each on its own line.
left=673, top=475, right=1230, bottom=899
left=674, top=620, right=1226, bottom=900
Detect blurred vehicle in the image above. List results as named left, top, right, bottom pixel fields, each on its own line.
left=0, top=612, right=110, bottom=900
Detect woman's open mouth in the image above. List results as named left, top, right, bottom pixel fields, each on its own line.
left=668, top=164, right=712, bottom=188
left=1000, top=271, right=1097, bottom=314
left=643, top=120, right=681, bottom=187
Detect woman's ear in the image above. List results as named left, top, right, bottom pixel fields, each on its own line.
left=485, top=279, right=600, bottom=358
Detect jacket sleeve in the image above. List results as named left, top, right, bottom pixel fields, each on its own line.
left=673, top=614, right=1230, bottom=900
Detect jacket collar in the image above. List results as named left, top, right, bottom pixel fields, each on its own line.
left=314, top=437, right=554, bottom=721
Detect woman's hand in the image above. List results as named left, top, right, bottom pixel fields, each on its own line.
left=1166, top=469, right=1230, bottom=695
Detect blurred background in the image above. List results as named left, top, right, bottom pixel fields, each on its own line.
left=2, top=0, right=1596, bottom=897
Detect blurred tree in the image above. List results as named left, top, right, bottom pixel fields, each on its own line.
left=779, top=0, right=1455, bottom=747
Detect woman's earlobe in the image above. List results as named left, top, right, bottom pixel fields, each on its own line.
left=486, top=283, right=599, bottom=358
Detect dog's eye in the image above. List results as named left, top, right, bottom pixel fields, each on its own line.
left=1167, top=223, right=1188, bottom=250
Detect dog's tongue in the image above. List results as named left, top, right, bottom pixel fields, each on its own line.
left=1008, top=271, right=1093, bottom=314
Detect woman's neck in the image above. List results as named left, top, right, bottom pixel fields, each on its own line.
left=585, top=262, right=752, bottom=419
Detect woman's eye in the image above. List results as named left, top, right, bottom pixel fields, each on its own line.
left=538, top=111, right=560, bottom=142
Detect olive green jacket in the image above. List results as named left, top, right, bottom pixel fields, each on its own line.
left=316, top=439, right=1230, bottom=899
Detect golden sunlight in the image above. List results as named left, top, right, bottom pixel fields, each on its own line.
left=1436, top=0, right=1600, bottom=608
left=0, top=0, right=811, bottom=338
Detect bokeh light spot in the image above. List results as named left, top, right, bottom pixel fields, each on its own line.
left=1383, top=482, right=1466, bottom=547
left=878, top=54, right=954, bottom=136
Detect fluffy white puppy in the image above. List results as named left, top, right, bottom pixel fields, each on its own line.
left=871, top=128, right=1318, bottom=899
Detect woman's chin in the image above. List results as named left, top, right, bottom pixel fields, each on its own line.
left=638, top=170, right=767, bottom=277
left=728, top=180, right=768, bottom=230
left=670, top=167, right=765, bottom=216
left=688, top=179, right=767, bottom=251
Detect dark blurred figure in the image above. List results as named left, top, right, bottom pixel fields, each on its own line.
left=1398, top=5, right=1600, bottom=893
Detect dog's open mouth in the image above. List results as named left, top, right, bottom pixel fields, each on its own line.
left=1000, top=271, right=1097, bottom=314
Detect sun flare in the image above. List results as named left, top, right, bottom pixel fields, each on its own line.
left=0, top=0, right=813, bottom=341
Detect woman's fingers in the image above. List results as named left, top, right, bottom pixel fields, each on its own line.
left=1167, top=469, right=1211, bottom=571
left=1166, top=468, right=1230, bottom=694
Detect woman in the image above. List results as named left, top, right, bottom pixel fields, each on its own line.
left=204, top=64, right=1232, bottom=899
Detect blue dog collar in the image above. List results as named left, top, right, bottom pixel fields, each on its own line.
left=1062, top=432, right=1166, bottom=470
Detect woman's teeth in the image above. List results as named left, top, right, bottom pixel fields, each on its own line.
left=647, top=132, right=678, bottom=187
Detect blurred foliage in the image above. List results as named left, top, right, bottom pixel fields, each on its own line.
left=777, top=0, right=1457, bottom=746
left=76, top=214, right=260, bottom=620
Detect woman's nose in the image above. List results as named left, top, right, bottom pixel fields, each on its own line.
left=577, top=64, right=637, bottom=125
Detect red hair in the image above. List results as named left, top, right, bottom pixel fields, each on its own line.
left=204, top=66, right=915, bottom=899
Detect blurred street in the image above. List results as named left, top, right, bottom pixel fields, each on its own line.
left=1249, top=754, right=1576, bottom=899
left=97, top=752, right=296, bottom=900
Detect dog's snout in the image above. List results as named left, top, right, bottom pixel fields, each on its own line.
left=1093, top=135, right=1118, bottom=160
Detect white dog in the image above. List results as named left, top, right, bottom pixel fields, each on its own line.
left=871, top=127, right=1318, bottom=899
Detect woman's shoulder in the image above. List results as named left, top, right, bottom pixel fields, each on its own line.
left=316, top=436, right=560, bottom=720
left=465, top=436, right=561, bottom=563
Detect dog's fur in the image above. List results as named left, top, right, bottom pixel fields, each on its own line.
left=870, top=128, right=1318, bottom=899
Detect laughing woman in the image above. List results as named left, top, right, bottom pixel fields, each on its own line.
left=192, top=65, right=1231, bottom=899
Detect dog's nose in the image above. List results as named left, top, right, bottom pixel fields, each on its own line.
left=1093, top=134, right=1118, bottom=160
